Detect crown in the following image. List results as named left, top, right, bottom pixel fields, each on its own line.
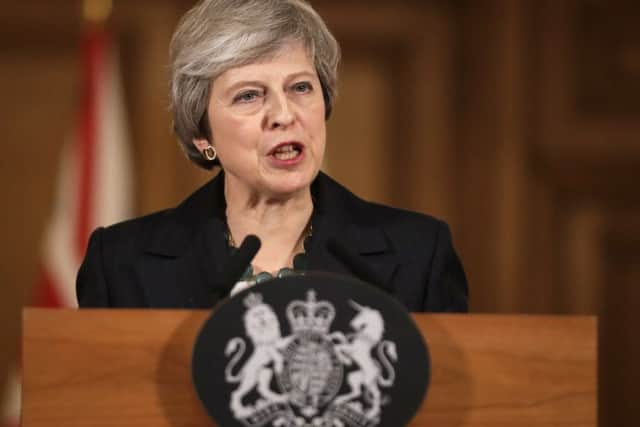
left=243, top=293, right=264, bottom=308
left=286, top=290, right=335, bottom=334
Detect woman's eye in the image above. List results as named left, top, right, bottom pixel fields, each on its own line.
left=233, top=90, right=261, bottom=103
left=292, top=82, right=312, bottom=94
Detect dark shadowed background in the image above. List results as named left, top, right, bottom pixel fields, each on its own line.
left=1, top=0, right=639, bottom=425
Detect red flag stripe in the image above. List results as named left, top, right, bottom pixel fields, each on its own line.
left=33, top=265, right=64, bottom=307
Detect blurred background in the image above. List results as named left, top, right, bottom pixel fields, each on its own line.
left=1, top=0, right=639, bottom=425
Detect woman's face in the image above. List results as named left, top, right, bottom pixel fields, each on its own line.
left=202, top=42, right=326, bottom=199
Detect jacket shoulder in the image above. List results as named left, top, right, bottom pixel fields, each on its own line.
left=95, top=208, right=173, bottom=249
left=94, top=172, right=222, bottom=251
left=317, top=172, right=444, bottom=233
left=77, top=209, right=174, bottom=308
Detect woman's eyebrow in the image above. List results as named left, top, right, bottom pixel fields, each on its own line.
left=284, top=70, right=317, bottom=82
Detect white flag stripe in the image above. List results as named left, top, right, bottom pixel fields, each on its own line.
left=42, top=142, right=82, bottom=307
left=93, top=43, right=133, bottom=228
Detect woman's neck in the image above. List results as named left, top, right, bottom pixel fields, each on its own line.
left=224, top=180, right=313, bottom=274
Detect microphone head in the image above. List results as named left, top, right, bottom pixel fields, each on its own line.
left=239, top=234, right=261, bottom=255
left=221, top=234, right=261, bottom=292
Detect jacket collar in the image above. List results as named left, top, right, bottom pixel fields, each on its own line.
left=140, top=171, right=398, bottom=304
left=144, top=171, right=227, bottom=257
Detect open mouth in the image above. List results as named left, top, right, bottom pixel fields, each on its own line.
left=269, top=142, right=303, bottom=161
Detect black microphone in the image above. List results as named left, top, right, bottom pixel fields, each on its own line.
left=327, top=238, right=389, bottom=290
left=221, top=234, right=261, bottom=292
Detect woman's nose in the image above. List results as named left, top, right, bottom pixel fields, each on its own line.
left=265, top=92, right=295, bottom=129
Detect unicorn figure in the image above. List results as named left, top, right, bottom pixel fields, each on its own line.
left=332, top=301, right=398, bottom=418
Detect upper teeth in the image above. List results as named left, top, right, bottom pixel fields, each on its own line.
left=275, top=144, right=295, bottom=153
left=273, top=144, right=300, bottom=160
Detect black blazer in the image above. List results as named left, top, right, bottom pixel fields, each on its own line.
left=77, top=171, right=468, bottom=312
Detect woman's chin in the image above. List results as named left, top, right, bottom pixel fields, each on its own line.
left=262, top=171, right=316, bottom=198
left=266, top=182, right=311, bottom=198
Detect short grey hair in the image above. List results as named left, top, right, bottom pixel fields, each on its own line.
left=170, top=0, right=341, bottom=169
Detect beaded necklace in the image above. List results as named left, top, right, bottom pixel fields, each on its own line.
left=226, top=222, right=312, bottom=285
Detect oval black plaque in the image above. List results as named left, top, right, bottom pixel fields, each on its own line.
left=192, top=272, right=430, bottom=427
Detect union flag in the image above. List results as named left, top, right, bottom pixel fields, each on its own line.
left=2, top=23, right=133, bottom=427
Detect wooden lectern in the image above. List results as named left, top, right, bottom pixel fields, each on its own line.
left=22, top=309, right=596, bottom=426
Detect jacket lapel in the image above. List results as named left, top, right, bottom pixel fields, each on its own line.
left=135, top=172, right=230, bottom=308
left=307, top=173, right=399, bottom=292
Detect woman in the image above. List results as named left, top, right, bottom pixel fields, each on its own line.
left=76, top=0, right=468, bottom=312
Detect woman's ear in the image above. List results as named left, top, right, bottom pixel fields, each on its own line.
left=192, top=138, right=211, bottom=155
left=194, top=138, right=217, bottom=162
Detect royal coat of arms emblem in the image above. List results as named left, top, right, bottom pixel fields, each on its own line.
left=192, top=274, right=430, bottom=427
left=223, top=290, right=398, bottom=427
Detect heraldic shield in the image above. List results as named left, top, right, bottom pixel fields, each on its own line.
left=192, top=272, right=430, bottom=427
